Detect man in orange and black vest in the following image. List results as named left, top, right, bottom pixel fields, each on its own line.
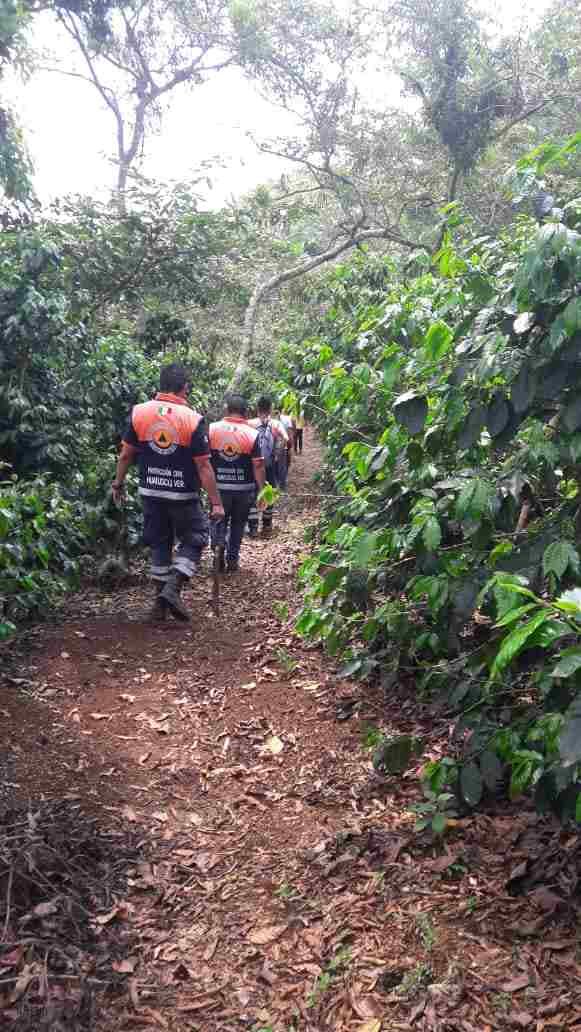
left=209, top=394, right=266, bottom=572
left=112, top=363, right=224, bottom=621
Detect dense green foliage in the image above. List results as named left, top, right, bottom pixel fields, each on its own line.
left=4, top=0, right=581, bottom=825
left=0, top=186, right=280, bottom=636
left=281, top=135, right=581, bottom=821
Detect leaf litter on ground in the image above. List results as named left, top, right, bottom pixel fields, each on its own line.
left=4, top=439, right=581, bottom=1030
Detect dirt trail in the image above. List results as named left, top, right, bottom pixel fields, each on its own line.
left=2, top=436, right=580, bottom=1031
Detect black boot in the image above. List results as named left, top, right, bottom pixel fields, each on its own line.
left=148, top=582, right=168, bottom=622
left=160, top=571, right=190, bottom=622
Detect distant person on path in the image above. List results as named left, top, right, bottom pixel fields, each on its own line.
left=209, top=394, right=265, bottom=572
left=277, top=409, right=294, bottom=490
left=293, top=409, right=305, bottom=454
left=248, top=395, right=288, bottom=535
left=112, top=362, right=224, bottom=622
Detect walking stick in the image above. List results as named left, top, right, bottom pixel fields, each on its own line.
left=212, top=544, right=224, bottom=614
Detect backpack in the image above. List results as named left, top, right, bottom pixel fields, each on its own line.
left=257, top=419, right=276, bottom=468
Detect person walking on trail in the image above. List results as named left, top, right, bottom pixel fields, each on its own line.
left=276, top=409, right=294, bottom=491
left=112, top=362, right=224, bottom=622
left=248, top=395, right=288, bottom=535
left=209, top=394, right=265, bottom=573
left=293, top=409, right=306, bottom=454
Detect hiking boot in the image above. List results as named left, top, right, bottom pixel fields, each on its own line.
left=248, top=525, right=259, bottom=539
left=160, top=571, right=190, bottom=622
left=148, top=582, right=168, bottom=623
left=226, top=560, right=240, bottom=574
left=261, top=523, right=273, bottom=537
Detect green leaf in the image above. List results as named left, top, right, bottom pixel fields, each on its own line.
left=431, top=812, right=447, bottom=836
left=295, top=608, right=323, bottom=635
left=490, top=610, right=551, bottom=679
left=353, top=532, right=377, bottom=569
left=0, top=620, right=16, bottom=641
left=367, top=445, right=390, bottom=473
left=495, top=602, right=540, bottom=628
left=423, top=517, right=441, bottom=552
left=457, top=405, right=485, bottom=450
left=258, top=483, right=280, bottom=506
left=320, top=568, right=345, bottom=598
left=422, top=758, right=457, bottom=793
left=406, top=441, right=423, bottom=468
left=382, top=356, right=400, bottom=390
left=563, top=297, right=581, bottom=335
left=456, top=479, right=492, bottom=521
left=488, top=540, right=514, bottom=567
left=509, top=751, right=542, bottom=797
left=425, top=321, right=453, bottom=362
left=543, top=540, right=580, bottom=579
left=393, top=392, right=428, bottom=435
left=487, top=393, right=510, bottom=437
left=560, top=696, right=581, bottom=765
left=480, top=751, right=503, bottom=793
left=424, top=425, right=444, bottom=455
left=510, top=364, right=536, bottom=414
left=532, top=619, right=569, bottom=648
left=552, top=646, right=581, bottom=679
left=460, top=762, right=483, bottom=807
left=576, top=792, right=581, bottom=824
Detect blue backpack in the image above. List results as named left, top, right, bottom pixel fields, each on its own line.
left=257, top=419, right=276, bottom=469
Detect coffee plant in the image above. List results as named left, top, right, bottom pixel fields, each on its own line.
left=281, top=133, right=581, bottom=820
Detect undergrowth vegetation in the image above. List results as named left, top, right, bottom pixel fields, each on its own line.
left=0, top=189, right=278, bottom=638
left=281, top=134, right=581, bottom=823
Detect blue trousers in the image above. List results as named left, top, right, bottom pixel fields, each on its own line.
left=276, top=449, right=288, bottom=490
left=211, top=490, right=254, bottom=562
left=142, top=496, right=208, bottom=580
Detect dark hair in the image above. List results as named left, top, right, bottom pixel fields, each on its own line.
left=159, top=362, right=190, bottom=394
left=257, top=395, right=272, bottom=413
left=225, top=393, right=248, bottom=417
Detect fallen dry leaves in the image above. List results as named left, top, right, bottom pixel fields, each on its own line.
left=248, top=924, right=288, bottom=945
left=4, top=438, right=581, bottom=1032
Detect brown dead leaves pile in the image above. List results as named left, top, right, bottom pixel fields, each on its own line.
left=0, top=800, right=144, bottom=1029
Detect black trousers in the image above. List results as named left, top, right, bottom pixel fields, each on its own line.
left=211, top=490, right=254, bottom=562
left=294, top=428, right=304, bottom=453
left=142, top=496, right=207, bottom=580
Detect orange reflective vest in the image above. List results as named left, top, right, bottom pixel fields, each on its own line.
left=209, top=416, right=263, bottom=492
left=123, top=392, right=209, bottom=501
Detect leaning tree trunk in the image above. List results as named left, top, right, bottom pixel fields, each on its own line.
left=230, top=278, right=271, bottom=390
left=229, top=227, right=423, bottom=390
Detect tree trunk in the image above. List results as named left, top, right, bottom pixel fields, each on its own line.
left=433, top=164, right=462, bottom=254
left=230, top=279, right=270, bottom=390
left=229, top=227, right=423, bottom=390
left=115, top=162, right=129, bottom=211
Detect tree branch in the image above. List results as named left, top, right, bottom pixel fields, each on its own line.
left=491, top=97, right=565, bottom=143
left=230, top=224, right=424, bottom=389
